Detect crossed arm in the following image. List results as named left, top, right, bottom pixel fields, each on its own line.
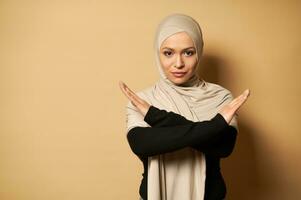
left=120, top=81, right=249, bottom=158
left=127, top=105, right=237, bottom=158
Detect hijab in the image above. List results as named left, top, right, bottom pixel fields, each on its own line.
left=125, top=13, right=238, bottom=200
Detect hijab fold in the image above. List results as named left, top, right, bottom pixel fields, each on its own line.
left=125, top=13, right=238, bottom=200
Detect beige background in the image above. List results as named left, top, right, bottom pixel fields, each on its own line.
left=0, top=0, right=300, bottom=199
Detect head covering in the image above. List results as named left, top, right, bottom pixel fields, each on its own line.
left=125, top=13, right=238, bottom=200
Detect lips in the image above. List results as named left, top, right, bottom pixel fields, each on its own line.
left=171, top=72, right=187, bottom=78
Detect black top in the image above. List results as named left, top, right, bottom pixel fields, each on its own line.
left=126, top=106, right=237, bottom=200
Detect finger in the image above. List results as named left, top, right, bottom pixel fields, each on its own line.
left=126, top=88, right=140, bottom=104
left=229, top=94, right=245, bottom=107
left=229, top=90, right=250, bottom=112
left=119, top=81, right=138, bottom=103
left=123, top=83, right=145, bottom=105
left=119, top=81, right=128, bottom=96
left=232, top=93, right=249, bottom=111
left=120, top=82, right=143, bottom=108
left=119, top=81, right=132, bottom=100
left=123, top=83, right=140, bottom=101
left=243, top=89, right=251, bottom=98
left=229, top=89, right=250, bottom=107
left=119, top=81, right=128, bottom=97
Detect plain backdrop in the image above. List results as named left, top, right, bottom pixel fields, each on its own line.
left=0, top=0, right=300, bottom=199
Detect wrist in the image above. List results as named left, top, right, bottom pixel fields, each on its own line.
left=142, top=105, right=151, bottom=116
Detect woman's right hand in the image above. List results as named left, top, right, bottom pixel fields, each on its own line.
left=119, top=81, right=151, bottom=117
left=219, top=89, right=251, bottom=124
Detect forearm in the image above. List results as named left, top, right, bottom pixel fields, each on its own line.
left=191, top=126, right=237, bottom=158
left=127, top=112, right=228, bottom=157
left=143, top=105, right=238, bottom=158
left=143, top=105, right=193, bottom=127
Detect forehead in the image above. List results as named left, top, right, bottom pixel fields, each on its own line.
left=160, top=31, right=195, bottom=49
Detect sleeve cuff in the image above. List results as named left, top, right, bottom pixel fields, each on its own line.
left=143, top=105, right=158, bottom=124
left=212, top=113, right=229, bottom=129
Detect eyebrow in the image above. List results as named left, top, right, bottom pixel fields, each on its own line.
left=161, top=46, right=196, bottom=51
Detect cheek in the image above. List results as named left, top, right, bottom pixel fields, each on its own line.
left=187, top=57, right=198, bottom=71
left=160, top=57, right=173, bottom=72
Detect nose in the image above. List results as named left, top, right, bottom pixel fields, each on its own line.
left=174, top=54, right=185, bottom=69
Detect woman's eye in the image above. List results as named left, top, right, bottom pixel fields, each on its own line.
left=163, top=51, right=173, bottom=57
left=184, top=51, right=194, bottom=56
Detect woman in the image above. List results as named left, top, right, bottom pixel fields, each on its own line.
left=119, top=13, right=250, bottom=200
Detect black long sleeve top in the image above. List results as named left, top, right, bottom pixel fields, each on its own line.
left=127, top=106, right=238, bottom=200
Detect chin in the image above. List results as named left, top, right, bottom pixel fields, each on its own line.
left=170, top=78, right=188, bottom=85
left=166, top=73, right=192, bottom=85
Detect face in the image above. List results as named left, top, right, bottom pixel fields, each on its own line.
left=159, top=31, right=198, bottom=86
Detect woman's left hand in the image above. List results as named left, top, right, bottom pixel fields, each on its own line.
left=119, top=81, right=151, bottom=117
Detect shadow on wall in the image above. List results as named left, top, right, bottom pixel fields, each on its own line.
left=198, top=54, right=271, bottom=200
left=197, top=54, right=238, bottom=88
left=223, top=118, right=265, bottom=200
left=197, top=54, right=222, bottom=84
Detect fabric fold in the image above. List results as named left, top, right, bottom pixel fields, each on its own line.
left=125, top=13, right=238, bottom=200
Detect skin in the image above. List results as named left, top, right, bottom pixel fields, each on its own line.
left=119, top=31, right=251, bottom=124
left=159, top=32, right=198, bottom=86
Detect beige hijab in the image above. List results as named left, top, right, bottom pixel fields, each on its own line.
left=125, top=13, right=238, bottom=200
